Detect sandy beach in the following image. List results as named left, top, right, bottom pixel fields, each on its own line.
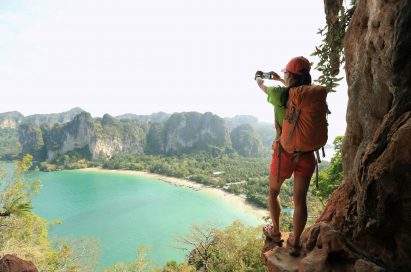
left=81, top=168, right=268, bottom=223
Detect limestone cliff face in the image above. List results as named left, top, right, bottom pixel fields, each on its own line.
left=24, top=107, right=84, bottom=126
left=264, top=0, right=411, bottom=271
left=230, top=124, right=263, bottom=157
left=42, top=113, right=146, bottom=161
left=319, top=0, right=411, bottom=269
left=0, top=118, right=19, bottom=129
left=18, top=123, right=46, bottom=161
left=90, top=114, right=145, bottom=160
left=0, top=111, right=24, bottom=128
left=19, top=111, right=233, bottom=161
left=161, top=112, right=231, bottom=154
left=44, top=112, right=96, bottom=161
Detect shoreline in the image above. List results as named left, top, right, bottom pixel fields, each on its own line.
left=80, top=167, right=268, bottom=223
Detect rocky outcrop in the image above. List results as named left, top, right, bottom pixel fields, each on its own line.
left=91, top=114, right=145, bottom=160
left=224, top=115, right=259, bottom=130
left=43, top=112, right=96, bottom=161
left=18, top=123, right=46, bottom=161
left=24, top=107, right=84, bottom=126
left=265, top=0, right=411, bottom=271
left=0, top=255, right=38, bottom=272
left=319, top=0, right=411, bottom=270
left=230, top=124, right=263, bottom=157
left=145, top=122, right=165, bottom=154
left=262, top=223, right=385, bottom=272
left=41, top=113, right=146, bottom=161
left=116, top=111, right=170, bottom=122
left=154, top=112, right=231, bottom=154
left=15, top=110, right=270, bottom=160
left=0, top=112, right=24, bottom=129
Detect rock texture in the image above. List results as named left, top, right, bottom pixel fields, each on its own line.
left=116, top=111, right=170, bottom=122
left=18, top=123, right=46, bottom=161
left=265, top=0, right=411, bottom=271
left=230, top=124, right=263, bottom=157
left=320, top=0, right=411, bottom=270
left=91, top=114, right=146, bottom=160
left=24, top=107, right=84, bottom=126
left=156, top=112, right=231, bottom=154
left=262, top=223, right=385, bottom=272
left=0, top=112, right=24, bottom=129
left=19, top=112, right=147, bottom=161
left=0, top=255, right=38, bottom=272
left=6, top=109, right=271, bottom=159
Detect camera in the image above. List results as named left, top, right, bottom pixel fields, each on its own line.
left=261, top=72, right=272, bottom=79
left=255, top=71, right=273, bottom=80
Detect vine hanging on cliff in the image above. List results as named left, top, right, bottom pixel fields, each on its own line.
left=312, top=0, right=356, bottom=92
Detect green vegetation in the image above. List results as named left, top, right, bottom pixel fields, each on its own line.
left=310, top=136, right=344, bottom=205
left=102, top=139, right=341, bottom=214
left=104, top=221, right=265, bottom=272
left=18, top=123, right=47, bottom=161
left=24, top=107, right=84, bottom=126
left=230, top=124, right=263, bottom=157
left=0, top=136, right=344, bottom=271
left=0, top=155, right=100, bottom=271
left=103, top=152, right=271, bottom=208
left=0, top=128, right=22, bottom=160
left=312, top=1, right=355, bottom=92
left=103, top=247, right=157, bottom=272
left=95, top=114, right=148, bottom=140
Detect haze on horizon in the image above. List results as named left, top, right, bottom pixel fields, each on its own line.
left=0, top=0, right=348, bottom=143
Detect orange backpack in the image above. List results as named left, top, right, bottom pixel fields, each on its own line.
left=280, top=84, right=328, bottom=153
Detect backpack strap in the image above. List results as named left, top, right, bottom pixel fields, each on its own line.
left=285, top=107, right=301, bottom=144
left=314, top=150, right=321, bottom=189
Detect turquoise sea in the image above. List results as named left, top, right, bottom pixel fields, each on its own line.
left=2, top=163, right=264, bottom=270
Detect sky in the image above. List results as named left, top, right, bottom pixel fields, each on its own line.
left=0, top=0, right=348, bottom=143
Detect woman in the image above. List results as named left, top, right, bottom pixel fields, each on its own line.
left=256, top=56, right=316, bottom=257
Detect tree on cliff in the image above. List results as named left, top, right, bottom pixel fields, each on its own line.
left=177, top=221, right=266, bottom=272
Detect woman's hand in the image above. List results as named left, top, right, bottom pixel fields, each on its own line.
left=270, top=71, right=281, bottom=80
left=255, top=70, right=263, bottom=80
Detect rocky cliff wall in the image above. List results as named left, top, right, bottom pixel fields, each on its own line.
left=319, top=0, right=411, bottom=269
left=264, top=0, right=411, bottom=271
left=0, top=111, right=24, bottom=129
left=156, top=112, right=231, bottom=154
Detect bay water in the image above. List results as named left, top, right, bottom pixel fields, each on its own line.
left=3, top=164, right=264, bottom=269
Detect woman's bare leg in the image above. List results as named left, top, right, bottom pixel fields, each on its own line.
left=269, top=175, right=286, bottom=235
left=292, top=175, right=311, bottom=245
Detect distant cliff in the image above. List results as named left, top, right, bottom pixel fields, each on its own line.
left=24, top=107, right=85, bottom=126
left=91, top=114, right=146, bottom=160
left=24, top=112, right=146, bottom=161
left=42, top=112, right=96, bottom=161
left=0, top=111, right=24, bottom=129
left=230, top=124, right=263, bottom=157
left=146, top=112, right=231, bottom=155
left=2, top=110, right=274, bottom=162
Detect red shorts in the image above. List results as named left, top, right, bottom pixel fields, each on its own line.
left=270, top=145, right=316, bottom=179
